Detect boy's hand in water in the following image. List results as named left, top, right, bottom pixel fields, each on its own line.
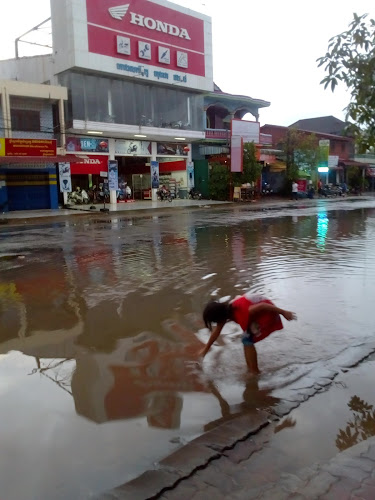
left=283, top=310, right=297, bottom=321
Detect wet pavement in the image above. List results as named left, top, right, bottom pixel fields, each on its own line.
left=99, top=354, right=375, bottom=499
left=1, top=196, right=375, bottom=499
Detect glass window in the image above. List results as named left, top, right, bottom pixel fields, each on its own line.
left=59, top=71, right=204, bottom=130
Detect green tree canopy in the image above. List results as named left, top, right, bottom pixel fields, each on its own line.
left=232, top=142, right=262, bottom=186
left=317, top=13, right=375, bottom=151
left=279, top=129, right=319, bottom=181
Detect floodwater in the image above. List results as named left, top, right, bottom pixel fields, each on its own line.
left=1, top=199, right=375, bottom=499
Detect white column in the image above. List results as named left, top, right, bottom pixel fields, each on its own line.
left=109, top=138, right=117, bottom=204
left=59, top=98, right=66, bottom=149
left=1, top=86, right=11, bottom=138
left=151, top=141, right=158, bottom=201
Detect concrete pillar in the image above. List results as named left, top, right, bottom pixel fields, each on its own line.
left=1, top=86, right=11, bottom=138
left=58, top=98, right=66, bottom=149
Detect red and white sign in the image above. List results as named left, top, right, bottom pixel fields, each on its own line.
left=50, top=0, right=213, bottom=91
left=231, top=119, right=260, bottom=144
left=86, top=0, right=205, bottom=77
left=69, top=155, right=109, bottom=175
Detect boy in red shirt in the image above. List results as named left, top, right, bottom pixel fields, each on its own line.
left=201, top=294, right=297, bottom=374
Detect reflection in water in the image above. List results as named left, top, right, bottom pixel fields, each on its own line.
left=316, top=211, right=329, bottom=251
left=336, top=396, right=375, bottom=451
left=1, top=202, right=375, bottom=498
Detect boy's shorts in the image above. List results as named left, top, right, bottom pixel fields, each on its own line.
left=241, top=331, right=254, bottom=346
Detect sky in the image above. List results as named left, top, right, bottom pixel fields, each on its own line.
left=0, top=0, right=374, bottom=127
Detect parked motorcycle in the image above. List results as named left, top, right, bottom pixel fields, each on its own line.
left=157, top=186, right=173, bottom=202
left=188, top=188, right=202, bottom=200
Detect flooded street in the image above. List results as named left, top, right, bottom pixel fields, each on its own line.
left=1, top=199, right=375, bottom=499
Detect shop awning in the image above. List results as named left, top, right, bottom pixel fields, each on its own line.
left=0, top=155, right=86, bottom=165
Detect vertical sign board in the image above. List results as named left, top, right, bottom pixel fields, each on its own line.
left=59, top=163, right=72, bottom=193
left=187, top=162, right=195, bottom=188
left=108, top=160, right=119, bottom=190
left=231, top=136, right=243, bottom=173
left=319, top=140, right=330, bottom=169
left=151, top=161, right=160, bottom=188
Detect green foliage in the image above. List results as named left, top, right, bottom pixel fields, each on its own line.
left=347, top=166, right=369, bottom=190
left=280, top=129, right=319, bottom=181
left=208, top=163, right=230, bottom=200
left=317, top=13, right=375, bottom=151
left=232, top=142, right=262, bottom=186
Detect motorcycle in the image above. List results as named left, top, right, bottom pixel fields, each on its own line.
left=157, top=187, right=173, bottom=202
left=188, top=188, right=202, bottom=200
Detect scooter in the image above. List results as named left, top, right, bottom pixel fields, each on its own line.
left=188, top=188, right=202, bottom=200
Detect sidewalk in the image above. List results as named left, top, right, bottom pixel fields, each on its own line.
left=98, top=350, right=375, bottom=500
left=1, top=195, right=374, bottom=226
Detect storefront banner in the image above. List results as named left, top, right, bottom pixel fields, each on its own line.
left=66, top=137, right=109, bottom=153
left=115, top=140, right=152, bottom=156
left=69, top=155, right=109, bottom=175
left=59, top=162, right=72, bottom=193
left=108, top=160, right=119, bottom=191
left=1, top=138, right=57, bottom=157
left=157, top=143, right=188, bottom=156
left=187, top=162, right=195, bottom=188
left=151, top=161, right=160, bottom=188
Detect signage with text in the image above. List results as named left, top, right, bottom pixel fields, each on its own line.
left=50, top=0, right=213, bottom=91
left=0, top=139, right=57, bottom=157
left=66, top=137, right=109, bottom=153
left=69, top=155, right=109, bottom=175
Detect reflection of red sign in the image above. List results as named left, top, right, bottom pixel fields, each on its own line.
left=86, top=0, right=205, bottom=77
left=5, top=139, right=57, bottom=157
left=69, top=155, right=109, bottom=174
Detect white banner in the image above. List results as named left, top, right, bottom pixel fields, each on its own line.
left=58, top=162, right=72, bottom=193
left=115, top=140, right=152, bottom=156
left=187, top=162, right=195, bottom=188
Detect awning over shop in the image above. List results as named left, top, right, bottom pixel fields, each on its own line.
left=338, top=160, right=370, bottom=169
left=0, top=155, right=85, bottom=165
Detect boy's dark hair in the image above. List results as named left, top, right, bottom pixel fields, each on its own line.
left=203, top=301, right=231, bottom=330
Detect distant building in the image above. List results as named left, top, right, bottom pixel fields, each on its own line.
left=289, top=115, right=347, bottom=136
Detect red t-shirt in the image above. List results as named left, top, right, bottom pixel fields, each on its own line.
left=231, top=295, right=283, bottom=343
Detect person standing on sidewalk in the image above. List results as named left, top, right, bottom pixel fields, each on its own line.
left=292, top=180, right=299, bottom=200
left=200, top=294, right=297, bottom=374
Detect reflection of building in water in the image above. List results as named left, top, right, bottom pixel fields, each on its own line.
left=71, top=328, right=207, bottom=428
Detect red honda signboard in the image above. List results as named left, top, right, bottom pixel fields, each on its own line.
left=86, top=0, right=205, bottom=77
left=69, top=155, right=109, bottom=175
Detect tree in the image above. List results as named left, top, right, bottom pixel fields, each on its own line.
left=208, top=162, right=230, bottom=200
left=279, top=129, right=319, bottom=181
left=232, top=142, right=262, bottom=186
left=317, top=13, right=375, bottom=151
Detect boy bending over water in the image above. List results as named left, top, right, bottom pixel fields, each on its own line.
left=201, top=293, right=297, bottom=374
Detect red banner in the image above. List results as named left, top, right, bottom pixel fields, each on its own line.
left=4, top=139, right=57, bottom=157
left=69, top=155, right=109, bottom=175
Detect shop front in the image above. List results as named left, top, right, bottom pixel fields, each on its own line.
left=115, top=140, right=152, bottom=200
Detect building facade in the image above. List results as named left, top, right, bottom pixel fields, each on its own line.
left=0, top=0, right=271, bottom=209
left=0, top=79, right=68, bottom=211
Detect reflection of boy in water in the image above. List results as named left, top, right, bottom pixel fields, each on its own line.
left=201, top=293, right=297, bottom=374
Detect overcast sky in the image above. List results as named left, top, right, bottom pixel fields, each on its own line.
left=0, top=0, right=374, bottom=126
